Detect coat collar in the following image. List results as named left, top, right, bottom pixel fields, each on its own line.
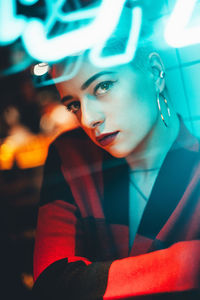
left=102, top=119, right=200, bottom=239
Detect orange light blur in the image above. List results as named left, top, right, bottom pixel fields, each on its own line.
left=0, top=102, right=79, bottom=170
left=0, top=135, right=53, bottom=170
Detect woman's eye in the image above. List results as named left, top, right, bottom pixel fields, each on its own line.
left=66, top=101, right=80, bottom=113
left=94, top=80, right=116, bottom=96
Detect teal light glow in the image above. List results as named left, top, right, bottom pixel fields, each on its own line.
left=36, top=55, right=84, bottom=87
left=1, top=57, right=33, bottom=76
left=57, top=6, right=99, bottom=22
left=90, top=6, right=142, bottom=68
left=18, top=0, right=38, bottom=5
left=44, top=0, right=66, bottom=33
left=22, top=0, right=127, bottom=62
left=0, top=0, right=142, bottom=69
left=165, top=0, right=200, bottom=48
left=0, top=0, right=27, bottom=45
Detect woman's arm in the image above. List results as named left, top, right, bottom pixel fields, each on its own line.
left=33, top=196, right=200, bottom=300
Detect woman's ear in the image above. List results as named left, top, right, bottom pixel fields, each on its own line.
left=148, top=52, right=165, bottom=93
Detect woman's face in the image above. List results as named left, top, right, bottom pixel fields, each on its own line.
left=55, top=59, right=159, bottom=158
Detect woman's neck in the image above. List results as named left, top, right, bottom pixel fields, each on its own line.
left=125, top=111, right=180, bottom=175
left=126, top=111, right=180, bottom=201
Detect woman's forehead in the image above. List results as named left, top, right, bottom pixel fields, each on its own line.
left=54, top=58, right=121, bottom=89
left=54, top=56, right=112, bottom=76
left=53, top=55, right=142, bottom=90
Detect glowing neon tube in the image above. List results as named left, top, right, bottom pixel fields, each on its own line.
left=90, top=6, right=142, bottom=67
left=165, top=0, right=200, bottom=48
left=22, top=0, right=126, bottom=62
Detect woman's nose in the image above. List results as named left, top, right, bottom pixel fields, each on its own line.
left=80, top=95, right=105, bottom=129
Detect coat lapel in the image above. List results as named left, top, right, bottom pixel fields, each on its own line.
left=102, top=153, right=129, bottom=226
left=131, top=121, right=200, bottom=256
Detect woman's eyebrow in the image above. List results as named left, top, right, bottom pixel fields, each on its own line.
left=81, top=71, right=116, bottom=90
left=61, top=95, right=73, bottom=104
left=60, top=71, right=116, bottom=103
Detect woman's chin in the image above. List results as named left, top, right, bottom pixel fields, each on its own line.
left=105, top=146, right=133, bottom=159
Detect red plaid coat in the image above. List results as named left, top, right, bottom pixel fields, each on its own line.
left=33, top=121, right=200, bottom=299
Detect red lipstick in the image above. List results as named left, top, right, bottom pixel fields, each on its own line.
left=96, top=131, right=119, bottom=147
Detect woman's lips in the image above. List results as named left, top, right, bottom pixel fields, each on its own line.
left=96, top=131, right=119, bottom=147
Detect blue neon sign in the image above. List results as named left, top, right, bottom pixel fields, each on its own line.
left=23, top=0, right=128, bottom=61
left=165, top=0, right=200, bottom=48
left=1, top=0, right=199, bottom=71
left=0, top=0, right=142, bottom=68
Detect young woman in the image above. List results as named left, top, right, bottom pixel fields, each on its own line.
left=32, top=3, right=200, bottom=300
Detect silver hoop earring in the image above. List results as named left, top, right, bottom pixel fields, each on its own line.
left=157, top=93, right=171, bottom=127
left=160, top=71, right=165, bottom=79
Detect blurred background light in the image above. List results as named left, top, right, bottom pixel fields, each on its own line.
left=165, top=0, right=200, bottom=48
left=0, top=0, right=26, bottom=45
left=22, top=0, right=127, bottom=63
left=90, top=6, right=142, bottom=67
left=33, top=63, right=49, bottom=76
left=19, top=0, right=38, bottom=5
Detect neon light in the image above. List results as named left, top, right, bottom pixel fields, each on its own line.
left=90, top=6, right=142, bottom=67
left=36, top=54, right=84, bottom=87
left=19, top=0, right=38, bottom=5
left=165, top=0, right=200, bottom=48
left=22, top=0, right=126, bottom=62
left=2, top=0, right=200, bottom=72
left=1, top=57, right=33, bottom=76
left=0, top=0, right=142, bottom=70
left=57, top=7, right=99, bottom=22
left=33, top=63, right=50, bottom=76
left=44, top=0, right=66, bottom=33
left=44, top=0, right=98, bottom=25
left=0, top=0, right=27, bottom=45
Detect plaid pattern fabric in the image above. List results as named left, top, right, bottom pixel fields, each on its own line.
left=33, top=121, right=200, bottom=299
